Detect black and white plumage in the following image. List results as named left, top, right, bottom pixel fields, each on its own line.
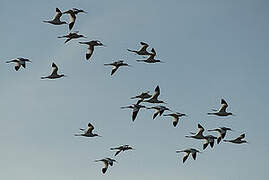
left=127, top=42, right=153, bottom=56
left=208, top=99, right=234, bottom=116
left=202, top=135, right=217, bottom=150
left=104, top=60, right=131, bottom=76
left=72, top=8, right=87, bottom=14
left=163, top=112, right=186, bottom=127
left=63, top=9, right=76, bottom=30
left=130, top=91, right=152, bottom=104
left=224, top=133, right=248, bottom=144
left=148, top=105, right=171, bottom=119
left=79, top=40, right=104, bottom=60
left=176, top=148, right=201, bottom=163
left=110, top=145, right=134, bottom=156
left=95, top=158, right=117, bottom=174
left=6, top=58, right=31, bottom=71
left=185, top=124, right=206, bottom=139
left=74, top=122, right=101, bottom=137
left=143, top=85, right=166, bottom=104
left=58, top=31, right=86, bottom=43
left=43, top=8, right=67, bottom=25
left=136, top=48, right=163, bottom=63
left=208, top=127, right=233, bottom=144
left=121, top=104, right=147, bottom=122
left=41, top=62, right=66, bottom=79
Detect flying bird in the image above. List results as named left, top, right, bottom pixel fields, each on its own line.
left=6, top=58, right=31, bottom=71
left=163, top=112, right=186, bottom=127
left=72, top=8, right=87, bottom=14
left=41, top=62, right=66, bottom=79
left=127, top=42, right=153, bottom=56
left=43, top=8, right=67, bottom=25
left=74, top=122, right=101, bottom=137
left=63, top=9, right=76, bottom=30
left=148, top=105, right=171, bottom=119
left=130, top=91, right=151, bottom=104
left=110, top=145, right=134, bottom=156
left=208, top=99, right=234, bottom=116
left=185, top=124, right=206, bottom=139
left=208, top=127, right=233, bottom=144
left=143, top=85, right=166, bottom=104
left=58, top=31, right=86, bottom=43
left=136, top=48, right=163, bottom=63
left=79, top=40, right=104, bottom=60
left=202, top=135, right=217, bottom=150
left=95, top=158, right=117, bottom=174
left=104, top=60, right=131, bottom=76
left=176, top=148, right=201, bottom=163
left=224, top=133, right=248, bottom=144
left=121, top=104, right=147, bottom=122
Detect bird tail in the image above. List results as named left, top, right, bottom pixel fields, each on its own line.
left=41, top=77, right=46, bottom=79
left=207, top=113, right=215, bottom=115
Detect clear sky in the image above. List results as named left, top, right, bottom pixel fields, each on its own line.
left=0, top=0, right=268, bottom=179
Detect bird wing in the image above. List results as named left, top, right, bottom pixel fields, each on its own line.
left=114, top=150, right=122, bottom=156
left=139, top=42, right=149, bottom=51
left=235, top=133, right=245, bottom=141
left=191, top=152, right=197, bottom=160
left=86, top=123, right=94, bottom=134
left=68, top=12, right=76, bottom=30
left=111, top=66, right=119, bottom=76
left=219, top=99, right=228, bottom=112
left=183, top=152, right=190, bottom=163
left=150, top=85, right=160, bottom=100
left=52, top=8, right=62, bottom=21
left=51, top=63, right=58, bottom=76
left=132, top=106, right=139, bottom=121
left=86, top=45, right=94, bottom=60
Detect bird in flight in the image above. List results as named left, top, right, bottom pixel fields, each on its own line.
left=208, top=127, right=233, bottom=144
left=176, top=148, right=201, bottom=163
left=148, top=105, right=171, bottom=119
left=136, top=48, right=163, bottom=63
left=6, top=58, right=31, bottom=71
left=74, top=122, right=101, bottom=137
left=41, top=62, right=66, bottom=79
left=208, top=99, right=234, bottom=116
left=95, top=158, right=117, bottom=174
left=104, top=60, right=131, bottom=76
left=79, top=40, right=104, bottom=60
left=224, top=133, right=248, bottom=144
left=43, top=8, right=67, bottom=25
left=127, top=42, right=153, bottom=56
left=202, top=135, right=217, bottom=150
left=63, top=9, right=77, bottom=30
left=121, top=103, right=147, bottom=122
left=58, top=31, right=86, bottom=43
left=71, top=8, right=87, bottom=14
left=185, top=124, right=206, bottom=140
left=110, top=145, right=134, bottom=156
left=143, top=85, right=166, bottom=104
left=163, top=112, right=186, bottom=127
left=130, top=91, right=151, bottom=104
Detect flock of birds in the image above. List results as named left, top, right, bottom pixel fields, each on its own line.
left=5, top=7, right=248, bottom=175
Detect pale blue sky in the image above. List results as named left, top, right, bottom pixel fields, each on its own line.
left=0, top=0, right=268, bottom=179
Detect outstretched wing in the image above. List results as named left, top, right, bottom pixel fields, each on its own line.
left=219, top=99, right=228, bottom=112
left=52, top=8, right=62, bottom=21
left=51, top=62, right=58, bottom=76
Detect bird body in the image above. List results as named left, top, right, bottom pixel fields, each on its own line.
left=63, top=9, right=76, bottom=30
left=79, top=40, right=104, bottom=60
left=176, top=148, right=200, bottom=163
left=185, top=124, right=205, bottom=139
left=95, top=158, right=117, bottom=174
left=104, top=60, right=131, bottom=76
left=136, top=48, right=163, bottom=63
left=143, top=85, right=165, bottom=104
left=163, top=112, right=186, bottom=127
left=148, top=105, right=171, bottom=119
left=208, top=127, right=232, bottom=144
left=75, top=122, right=101, bottom=137
left=6, top=58, right=31, bottom=71
left=224, top=133, right=248, bottom=144
left=58, top=31, right=86, bottom=43
left=41, top=62, right=66, bottom=79
left=203, top=135, right=217, bottom=150
left=110, top=145, right=134, bottom=156
left=43, top=8, right=67, bottom=25
left=121, top=104, right=147, bottom=121
left=208, top=99, right=233, bottom=116
left=127, top=42, right=153, bottom=56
